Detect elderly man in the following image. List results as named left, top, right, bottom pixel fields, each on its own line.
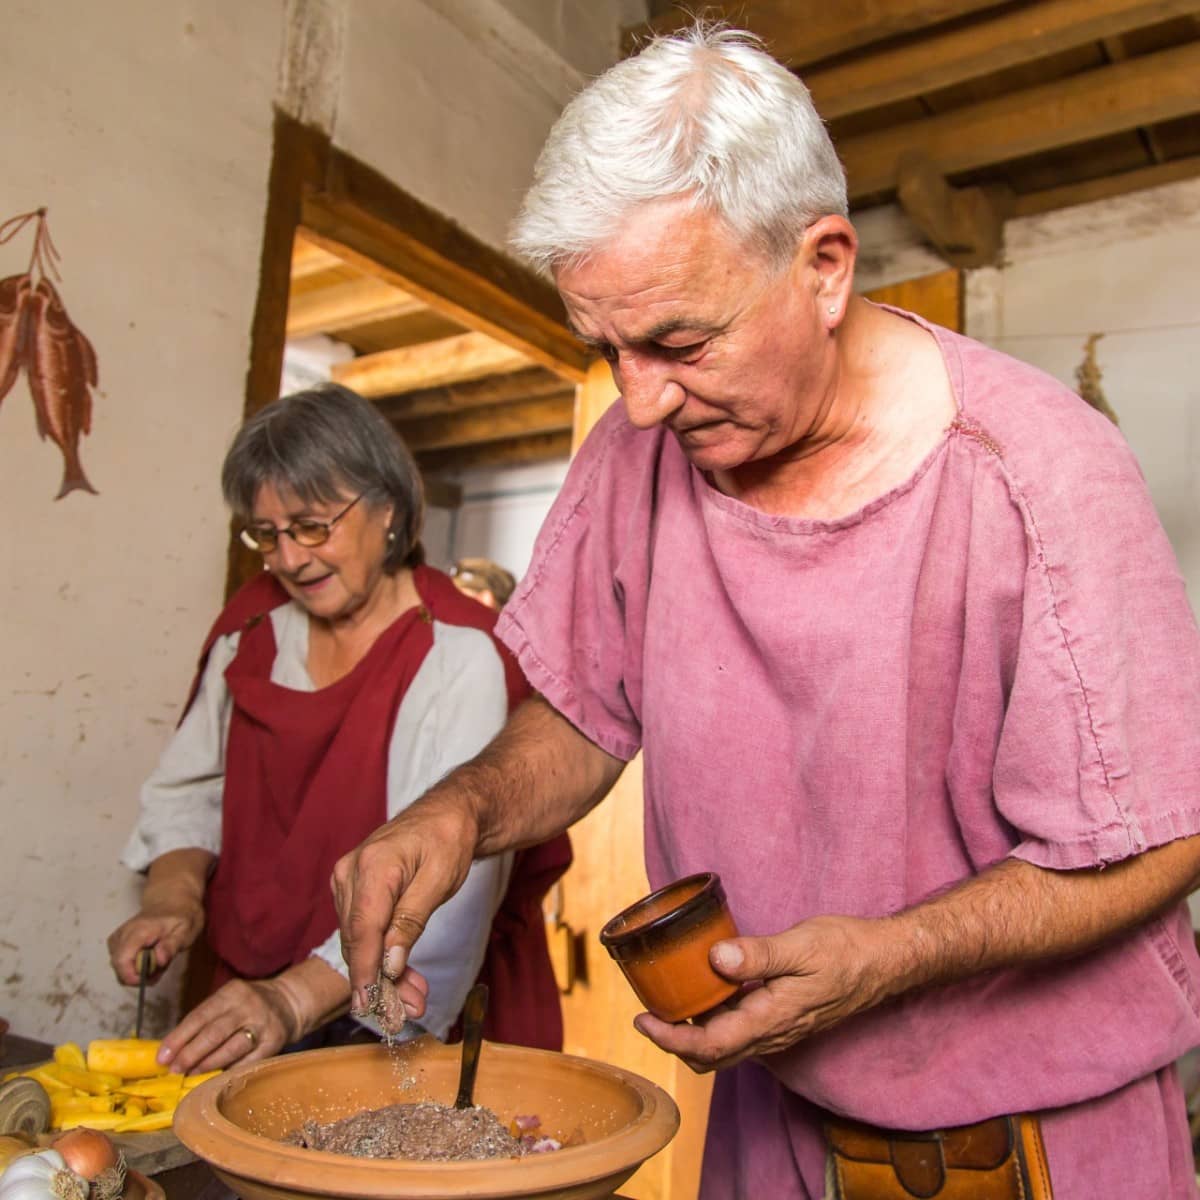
left=334, top=26, right=1200, bottom=1199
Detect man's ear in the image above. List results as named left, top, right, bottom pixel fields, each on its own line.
left=798, top=214, right=857, bottom=314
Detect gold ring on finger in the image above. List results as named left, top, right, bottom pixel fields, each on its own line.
left=241, top=1027, right=257, bottom=1047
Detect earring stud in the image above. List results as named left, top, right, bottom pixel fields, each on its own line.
left=828, top=305, right=838, bottom=315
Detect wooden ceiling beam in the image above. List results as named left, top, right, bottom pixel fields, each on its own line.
left=286, top=277, right=426, bottom=338
left=622, top=0, right=1007, bottom=66
left=840, top=40, right=1200, bottom=201
left=290, top=235, right=343, bottom=280
left=421, top=476, right=464, bottom=509
left=416, top=431, right=574, bottom=472
left=1011, top=154, right=1200, bottom=218
left=376, top=366, right=569, bottom=421
left=332, top=332, right=530, bottom=398
left=301, top=150, right=589, bottom=382
left=395, top=394, right=576, bottom=452
left=807, top=0, right=1200, bottom=119
left=897, top=151, right=1013, bottom=266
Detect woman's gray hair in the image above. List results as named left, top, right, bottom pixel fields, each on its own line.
left=510, top=24, right=847, bottom=277
left=221, top=383, right=425, bottom=571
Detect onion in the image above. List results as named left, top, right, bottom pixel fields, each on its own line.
left=49, top=1131, right=125, bottom=1200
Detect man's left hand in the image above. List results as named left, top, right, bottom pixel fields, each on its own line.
left=633, top=914, right=892, bottom=1073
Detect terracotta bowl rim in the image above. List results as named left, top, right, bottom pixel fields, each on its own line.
left=173, top=1039, right=680, bottom=1198
left=127, top=1167, right=165, bottom=1200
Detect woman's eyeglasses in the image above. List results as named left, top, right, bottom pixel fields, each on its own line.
left=239, top=494, right=363, bottom=554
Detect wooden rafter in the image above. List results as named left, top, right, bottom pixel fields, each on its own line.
left=416, top=431, right=574, bottom=472
left=376, top=366, right=569, bottom=421
left=421, top=476, right=464, bottom=509
left=290, top=235, right=343, bottom=280
left=301, top=151, right=589, bottom=382
left=840, top=41, right=1200, bottom=201
left=286, top=277, right=426, bottom=338
left=806, top=0, right=1200, bottom=120
left=331, top=332, right=531, bottom=398
left=395, top=394, right=575, bottom=452
left=1011, top=153, right=1200, bottom=217
left=623, top=0, right=1008, bottom=65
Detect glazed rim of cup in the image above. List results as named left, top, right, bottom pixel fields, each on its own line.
left=599, top=871, right=725, bottom=952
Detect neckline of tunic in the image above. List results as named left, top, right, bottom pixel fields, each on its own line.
left=257, top=578, right=431, bottom=698
left=695, top=307, right=967, bottom=536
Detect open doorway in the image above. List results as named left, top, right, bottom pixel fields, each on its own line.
left=231, top=114, right=587, bottom=596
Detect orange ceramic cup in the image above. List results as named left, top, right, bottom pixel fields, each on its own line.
left=599, top=872, right=740, bottom=1023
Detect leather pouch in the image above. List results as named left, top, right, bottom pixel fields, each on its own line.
left=825, top=1112, right=1052, bottom=1199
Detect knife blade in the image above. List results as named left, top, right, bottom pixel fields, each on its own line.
left=134, top=949, right=151, bottom=1039
left=453, top=983, right=489, bottom=1110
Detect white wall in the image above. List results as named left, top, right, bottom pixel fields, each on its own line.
left=0, top=0, right=640, bottom=1045
left=431, top=458, right=571, bottom=578
left=336, top=0, right=643, bottom=255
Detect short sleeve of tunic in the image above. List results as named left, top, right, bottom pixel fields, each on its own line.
left=496, top=405, right=647, bottom=762
left=951, top=333, right=1200, bottom=870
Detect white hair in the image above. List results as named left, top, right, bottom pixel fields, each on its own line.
left=510, top=24, right=848, bottom=278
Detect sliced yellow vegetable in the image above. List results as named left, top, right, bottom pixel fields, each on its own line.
left=86, top=1039, right=167, bottom=1080
left=52, top=1043, right=87, bottom=1070
left=182, top=1070, right=222, bottom=1089
left=112, top=1110, right=174, bottom=1133
left=45, top=1063, right=123, bottom=1094
left=55, top=1111, right=128, bottom=1131
left=145, top=1098, right=177, bottom=1114
left=51, top=1094, right=115, bottom=1117
left=115, top=1074, right=185, bottom=1099
left=20, top=1067, right=69, bottom=1092
left=121, top=1100, right=146, bottom=1119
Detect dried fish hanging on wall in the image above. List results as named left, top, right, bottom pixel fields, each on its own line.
left=0, top=208, right=99, bottom=498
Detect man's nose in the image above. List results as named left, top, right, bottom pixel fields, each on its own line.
left=615, top=353, right=685, bottom=430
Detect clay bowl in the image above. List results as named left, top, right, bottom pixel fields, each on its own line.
left=125, top=1168, right=165, bottom=1200
left=174, top=1036, right=679, bottom=1200
left=600, top=872, right=740, bottom=1022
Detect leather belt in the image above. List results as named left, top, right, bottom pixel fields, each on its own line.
left=825, top=1112, right=1053, bottom=1199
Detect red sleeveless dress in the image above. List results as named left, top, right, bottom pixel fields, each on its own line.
left=184, top=565, right=569, bottom=1050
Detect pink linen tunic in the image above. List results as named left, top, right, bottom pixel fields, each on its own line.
left=495, top=312, right=1200, bottom=1198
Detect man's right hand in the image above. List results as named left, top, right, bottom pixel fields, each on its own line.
left=332, top=696, right=624, bottom=1010
left=332, top=792, right=480, bottom=1012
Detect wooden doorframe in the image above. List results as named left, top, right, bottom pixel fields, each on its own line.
left=229, top=111, right=586, bottom=596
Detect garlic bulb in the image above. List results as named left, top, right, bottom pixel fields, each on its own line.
left=0, top=1149, right=88, bottom=1200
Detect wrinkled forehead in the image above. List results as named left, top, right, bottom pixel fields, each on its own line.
left=556, top=212, right=769, bottom=345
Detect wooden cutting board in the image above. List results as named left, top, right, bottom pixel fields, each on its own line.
left=110, top=1129, right=196, bottom=1175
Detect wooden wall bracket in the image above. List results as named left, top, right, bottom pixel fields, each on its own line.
left=896, top=149, right=1014, bottom=268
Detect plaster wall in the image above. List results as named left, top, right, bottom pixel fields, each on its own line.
left=435, top=458, right=571, bottom=579
left=0, top=1, right=282, bottom=1042
left=336, top=0, right=643, bottom=256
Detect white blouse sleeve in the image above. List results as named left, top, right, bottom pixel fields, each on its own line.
left=119, top=634, right=238, bottom=872
left=310, top=622, right=513, bottom=1040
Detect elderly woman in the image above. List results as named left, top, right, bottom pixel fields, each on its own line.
left=107, top=384, right=568, bottom=1073
left=331, top=25, right=1200, bottom=1200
